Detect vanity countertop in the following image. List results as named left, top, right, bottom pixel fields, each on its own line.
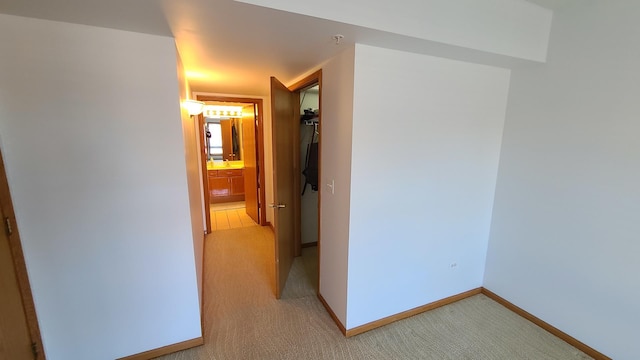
left=207, top=161, right=244, bottom=170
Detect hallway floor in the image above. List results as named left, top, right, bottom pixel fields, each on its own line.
left=155, top=224, right=590, bottom=360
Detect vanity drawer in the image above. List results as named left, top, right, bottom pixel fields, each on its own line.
left=217, top=169, right=243, bottom=177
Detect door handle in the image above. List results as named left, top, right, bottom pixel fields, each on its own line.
left=269, top=203, right=286, bottom=209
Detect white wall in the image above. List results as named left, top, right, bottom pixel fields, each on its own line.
left=0, top=15, right=201, bottom=360
left=346, top=44, right=510, bottom=329
left=300, top=90, right=319, bottom=111
left=484, top=2, right=640, bottom=358
left=177, top=55, right=205, bottom=307
left=316, top=47, right=356, bottom=326
left=236, top=0, right=552, bottom=62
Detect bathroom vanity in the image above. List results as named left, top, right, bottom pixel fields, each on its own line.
left=208, top=167, right=244, bottom=203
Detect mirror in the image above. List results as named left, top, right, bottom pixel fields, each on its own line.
left=205, top=118, right=243, bottom=161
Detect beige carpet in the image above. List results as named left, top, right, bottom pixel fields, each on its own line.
left=157, top=225, right=592, bottom=360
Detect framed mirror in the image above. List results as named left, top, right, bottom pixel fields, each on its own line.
left=205, top=118, right=242, bottom=161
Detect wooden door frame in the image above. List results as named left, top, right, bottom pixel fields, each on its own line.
left=196, top=95, right=267, bottom=226
left=0, top=152, right=46, bottom=359
left=196, top=114, right=212, bottom=234
left=288, top=70, right=322, bottom=260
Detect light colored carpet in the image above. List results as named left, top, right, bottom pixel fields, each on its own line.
left=157, top=225, right=592, bottom=360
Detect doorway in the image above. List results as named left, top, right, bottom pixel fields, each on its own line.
left=298, top=84, right=319, bottom=249
left=268, top=70, right=323, bottom=298
left=288, top=70, right=322, bottom=293
left=196, top=95, right=267, bottom=233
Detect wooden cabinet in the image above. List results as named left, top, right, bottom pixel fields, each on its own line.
left=210, top=176, right=231, bottom=197
left=230, top=175, right=244, bottom=195
left=208, top=169, right=244, bottom=203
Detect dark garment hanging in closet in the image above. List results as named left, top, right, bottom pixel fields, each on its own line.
left=302, top=142, right=318, bottom=195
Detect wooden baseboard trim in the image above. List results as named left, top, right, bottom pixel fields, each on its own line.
left=480, top=288, right=610, bottom=360
left=346, top=288, right=482, bottom=337
left=117, top=337, right=204, bottom=360
left=317, top=293, right=347, bottom=336
left=301, top=241, right=318, bottom=248
left=266, top=221, right=274, bottom=232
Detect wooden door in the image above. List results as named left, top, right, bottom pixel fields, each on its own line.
left=0, top=154, right=44, bottom=359
left=0, top=207, right=32, bottom=360
left=271, top=76, right=296, bottom=299
left=242, top=104, right=260, bottom=224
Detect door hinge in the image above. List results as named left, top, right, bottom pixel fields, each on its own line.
left=4, top=217, right=12, bottom=236
left=31, top=342, right=38, bottom=359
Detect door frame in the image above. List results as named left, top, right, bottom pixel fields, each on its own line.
left=196, top=94, right=267, bottom=226
left=196, top=113, right=212, bottom=233
left=288, top=70, right=322, bottom=259
left=0, top=151, right=46, bottom=359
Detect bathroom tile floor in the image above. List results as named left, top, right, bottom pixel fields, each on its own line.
left=210, top=202, right=256, bottom=231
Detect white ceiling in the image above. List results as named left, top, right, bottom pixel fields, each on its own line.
left=0, top=0, right=564, bottom=96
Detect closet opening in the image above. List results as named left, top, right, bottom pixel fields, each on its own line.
left=289, top=70, right=322, bottom=293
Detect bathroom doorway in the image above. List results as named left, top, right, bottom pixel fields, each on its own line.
left=196, top=95, right=267, bottom=232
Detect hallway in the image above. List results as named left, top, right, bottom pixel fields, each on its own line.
left=157, top=224, right=326, bottom=360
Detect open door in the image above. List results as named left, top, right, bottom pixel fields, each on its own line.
left=242, top=104, right=260, bottom=224
left=0, top=152, right=45, bottom=359
left=270, top=76, right=296, bottom=299
left=0, top=206, right=33, bottom=359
